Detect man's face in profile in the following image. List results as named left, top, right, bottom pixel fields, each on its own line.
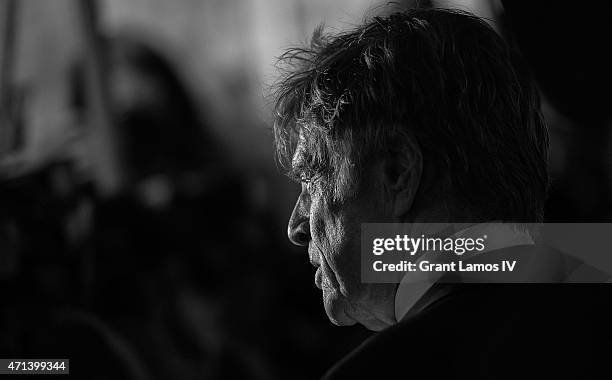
left=287, top=138, right=398, bottom=331
left=275, top=7, right=550, bottom=333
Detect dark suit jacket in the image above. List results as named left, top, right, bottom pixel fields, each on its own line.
left=323, top=248, right=612, bottom=379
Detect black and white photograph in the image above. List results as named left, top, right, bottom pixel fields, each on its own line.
left=1, top=0, right=612, bottom=378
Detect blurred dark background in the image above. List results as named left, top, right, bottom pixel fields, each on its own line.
left=1, top=0, right=611, bottom=379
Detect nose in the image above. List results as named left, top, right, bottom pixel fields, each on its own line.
left=288, top=192, right=311, bottom=246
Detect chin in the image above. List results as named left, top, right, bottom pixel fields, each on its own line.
left=322, top=288, right=357, bottom=326
left=322, top=287, right=394, bottom=331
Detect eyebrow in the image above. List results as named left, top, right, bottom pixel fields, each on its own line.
left=288, top=158, right=310, bottom=182
left=290, top=145, right=325, bottom=182
left=288, top=143, right=307, bottom=179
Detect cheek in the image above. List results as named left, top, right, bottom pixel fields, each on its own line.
left=310, top=194, right=362, bottom=296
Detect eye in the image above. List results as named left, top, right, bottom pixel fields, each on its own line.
left=290, top=166, right=324, bottom=190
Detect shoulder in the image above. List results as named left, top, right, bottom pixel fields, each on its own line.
left=323, top=284, right=612, bottom=380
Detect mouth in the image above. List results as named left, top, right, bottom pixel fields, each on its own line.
left=311, top=253, right=323, bottom=289
left=315, top=267, right=323, bottom=289
left=309, top=247, right=323, bottom=289
left=309, top=258, right=320, bottom=268
left=308, top=247, right=321, bottom=268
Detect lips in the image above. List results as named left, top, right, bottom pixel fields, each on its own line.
left=309, top=248, right=321, bottom=268
left=309, top=246, right=324, bottom=289
left=315, top=267, right=323, bottom=289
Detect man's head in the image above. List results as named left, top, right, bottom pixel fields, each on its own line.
left=273, top=8, right=549, bottom=330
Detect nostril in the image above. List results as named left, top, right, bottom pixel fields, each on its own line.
left=288, top=215, right=310, bottom=246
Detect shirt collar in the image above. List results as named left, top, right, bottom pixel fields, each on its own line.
left=393, top=222, right=534, bottom=322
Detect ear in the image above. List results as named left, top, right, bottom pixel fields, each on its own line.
left=381, top=136, right=423, bottom=219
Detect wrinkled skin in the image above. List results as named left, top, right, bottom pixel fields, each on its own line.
left=287, top=141, right=407, bottom=331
